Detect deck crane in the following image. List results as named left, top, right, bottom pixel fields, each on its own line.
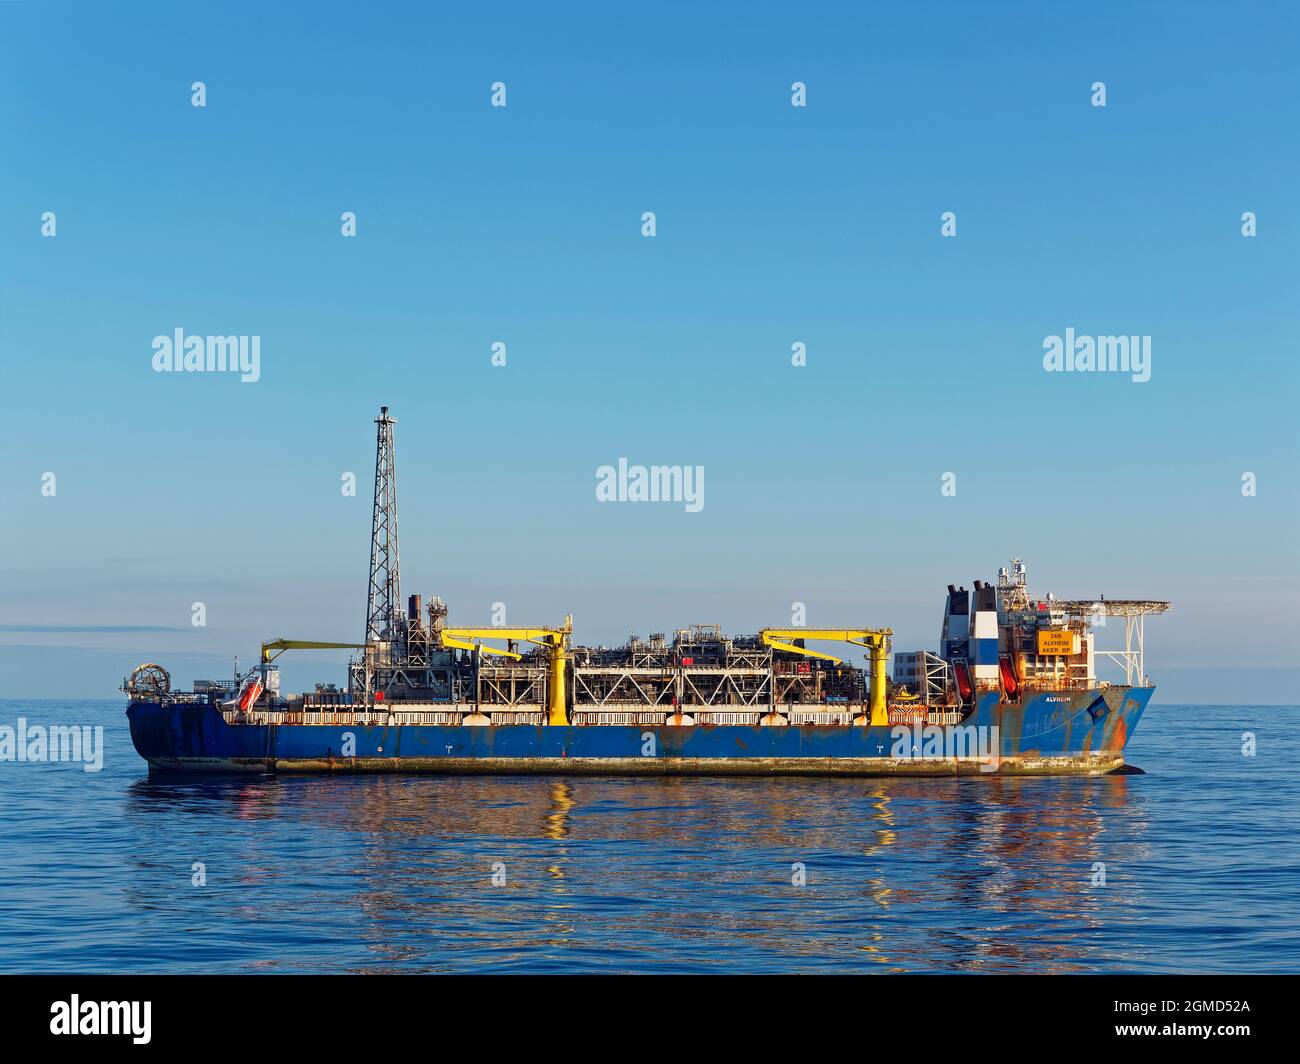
left=217, top=640, right=374, bottom=713
left=435, top=616, right=574, bottom=725
left=758, top=627, right=893, bottom=726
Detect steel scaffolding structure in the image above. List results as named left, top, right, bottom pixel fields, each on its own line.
left=1063, top=600, right=1172, bottom=686
left=365, top=406, right=402, bottom=649
left=569, top=626, right=871, bottom=720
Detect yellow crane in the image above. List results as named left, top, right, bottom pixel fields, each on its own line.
left=759, top=627, right=893, bottom=726
left=436, top=616, right=573, bottom=725
left=260, top=639, right=369, bottom=664
left=436, top=634, right=524, bottom=659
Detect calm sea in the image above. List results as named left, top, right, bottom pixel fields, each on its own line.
left=0, top=700, right=1296, bottom=973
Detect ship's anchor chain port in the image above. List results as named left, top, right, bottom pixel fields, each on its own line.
left=127, top=663, right=171, bottom=698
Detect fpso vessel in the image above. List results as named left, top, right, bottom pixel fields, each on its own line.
left=125, top=409, right=1169, bottom=777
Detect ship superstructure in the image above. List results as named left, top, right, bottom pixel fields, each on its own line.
left=895, top=559, right=1169, bottom=709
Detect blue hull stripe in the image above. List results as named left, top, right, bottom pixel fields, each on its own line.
left=127, top=687, right=1152, bottom=773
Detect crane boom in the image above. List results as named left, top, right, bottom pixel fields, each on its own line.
left=439, top=627, right=567, bottom=643
left=261, top=639, right=369, bottom=664
left=761, top=638, right=844, bottom=664
left=760, top=628, right=890, bottom=646
left=438, top=634, right=522, bottom=660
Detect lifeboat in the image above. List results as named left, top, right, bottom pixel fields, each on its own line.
left=953, top=661, right=974, bottom=703
left=231, top=677, right=263, bottom=712
left=998, top=656, right=1020, bottom=700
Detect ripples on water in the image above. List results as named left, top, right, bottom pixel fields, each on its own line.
left=0, top=701, right=1296, bottom=973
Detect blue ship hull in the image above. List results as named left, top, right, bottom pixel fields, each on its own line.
left=127, top=686, right=1152, bottom=776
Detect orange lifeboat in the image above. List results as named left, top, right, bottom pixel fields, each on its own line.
left=953, top=661, right=973, bottom=702
left=998, top=656, right=1020, bottom=700
left=236, top=677, right=264, bottom=712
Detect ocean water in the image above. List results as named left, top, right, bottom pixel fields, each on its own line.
left=0, top=699, right=1296, bottom=973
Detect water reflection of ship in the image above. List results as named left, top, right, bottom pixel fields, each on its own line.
left=854, top=774, right=1149, bottom=971
left=123, top=773, right=1150, bottom=972
left=963, top=776, right=1146, bottom=971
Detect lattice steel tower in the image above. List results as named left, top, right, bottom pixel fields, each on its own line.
left=365, top=406, right=402, bottom=649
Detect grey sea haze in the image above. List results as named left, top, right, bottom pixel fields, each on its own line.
left=0, top=700, right=1296, bottom=973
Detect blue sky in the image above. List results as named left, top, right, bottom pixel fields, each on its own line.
left=1, top=1, right=1296, bottom=701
